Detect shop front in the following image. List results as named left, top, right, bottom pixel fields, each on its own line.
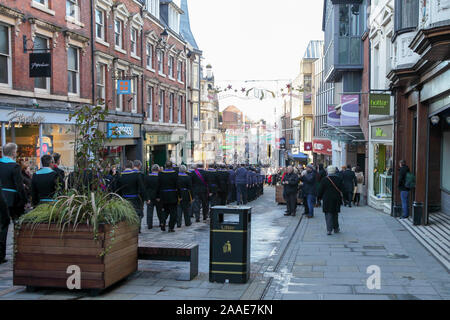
left=0, top=107, right=76, bottom=172
left=101, top=122, right=142, bottom=169
left=368, top=122, right=393, bottom=213
left=144, top=131, right=186, bottom=172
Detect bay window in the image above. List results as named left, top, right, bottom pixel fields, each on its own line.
left=395, top=0, right=419, bottom=31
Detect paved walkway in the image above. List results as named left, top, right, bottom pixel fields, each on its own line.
left=0, top=187, right=448, bottom=300
left=258, top=203, right=450, bottom=300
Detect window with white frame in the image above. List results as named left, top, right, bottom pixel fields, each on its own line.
left=146, top=0, right=160, bottom=19
left=157, top=50, right=164, bottom=75
left=159, top=89, right=165, bottom=122
left=95, top=8, right=105, bottom=41
left=168, top=56, right=174, bottom=78
left=177, top=60, right=182, bottom=81
left=67, top=46, right=79, bottom=94
left=96, top=63, right=106, bottom=103
left=178, top=95, right=182, bottom=124
left=131, top=76, right=138, bottom=113
left=131, top=27, right=138, bottom=56
left=34, top=0, right=48, bottom=7
left=34, top=36, right=50, bottom=91
left=114, top=19, right=123, bottom=48
left=0, top=24, right=11, bottom=86
left=146, top=43, right=153, bottom=69
left=169, top=93, right=174, bottom=123
left=66, top=0, right=79, bottom=20
left=147, top=85, right=153, bottom=121
left=168, top=5, right=180, bottom=33
left=116, top=70, right=124, bottom=111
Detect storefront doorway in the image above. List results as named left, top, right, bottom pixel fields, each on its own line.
left=153, top=145, right=167, bottom=167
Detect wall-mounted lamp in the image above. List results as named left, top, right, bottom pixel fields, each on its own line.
left=156, top=29, right=169, bottom=50
left=431, top=115, right=440, bottom=125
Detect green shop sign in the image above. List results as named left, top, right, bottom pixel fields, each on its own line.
left=371, top=124, right=393, bottom=140
left=369, top=94, right=390, bottom=115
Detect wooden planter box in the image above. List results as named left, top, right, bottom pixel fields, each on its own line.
left=13, top=221, right=138, bottom=293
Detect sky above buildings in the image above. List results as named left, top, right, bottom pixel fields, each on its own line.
left=188, top=0, right=325, bottom=124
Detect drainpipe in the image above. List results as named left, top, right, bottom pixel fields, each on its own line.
left=90, top=0, right=95, bottom=106
left=140, top=6, right=145, bottom=167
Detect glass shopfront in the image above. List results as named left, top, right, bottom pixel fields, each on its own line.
left=370, top=124, right=394, bottom=200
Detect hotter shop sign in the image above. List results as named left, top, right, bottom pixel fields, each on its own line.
left=369, top=94, right=390, bottom=115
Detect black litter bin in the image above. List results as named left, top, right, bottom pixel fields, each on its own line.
left=209, top=206, right=251, bottom=284
left=412, top=202, right=423, bottom=225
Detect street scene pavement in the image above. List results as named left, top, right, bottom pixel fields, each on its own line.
left=0, top=186, right=448, bottom=300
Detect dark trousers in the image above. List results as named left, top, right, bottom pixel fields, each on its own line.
left=236, top=184, right=247, bottom=205
left=345, top=191, right=353, bottom=206
left=163, top=203, right=178, bottom=230
left=354, top=193, right=360, bottom=205
left=227, top=184, right=236, bottom=203
left=177, top=200, right=191, bottom=227
left=146, top=199, right=162, bottom=228
left=192, top=192, right=209, bottom=220
left=0, top=219, right=9, bottom=261
left=325, top=212, right=339, bottom=232
left=287, top=192, right=297, bottom=215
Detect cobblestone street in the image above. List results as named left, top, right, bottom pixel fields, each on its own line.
left=0, top=186, right=448, bottom=300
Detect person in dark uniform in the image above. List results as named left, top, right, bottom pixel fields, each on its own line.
left=0, top=178, right=10, bottom=264
left=227, top=165, right=236, bottom=204
left=217, top=164, right=230, bottom=206
left=115, top=160, right=145, bottom=232
left=206, top=163, right=219, bottom=209
left=235, top=164, right=249, bottom=205
left=133, top=160, right=146, bottom=223
left=144, top=164, right=162, bottom=229
left=190, top=163, right=209, bottom=222
left=158, top=161, right=179, bottom=232
left=0, top=143, right=25, bottom=264
left=31, top=155, right=61, bottom=206
left=52, top=153, right=65, bottom=189
left=177, top=165, right=192, bottom=227
left=342, top=164, right=357, bottom=207
left=282, top=166, right=300, bottom=216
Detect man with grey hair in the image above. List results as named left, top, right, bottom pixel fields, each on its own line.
left=0, top=143, right=26, bottom=264
left=318, top=166, right=344, bottom=235
left=282, top=166, right=299, bottom=216
left=144, top=164, right=162, bottom=229
left=177, top=165, right=192, bottom=227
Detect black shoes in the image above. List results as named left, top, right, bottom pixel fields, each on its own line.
left=0, top=258, right=8, bottom=264
left=195, top=219, right=200, bottom=222
left=168, top=229, right=175, bottom=233
left=160, top=224, right=166, bottom=231
left=334, top=228, right=340, bottom=233
left=284, top=213, right=291, bottom=216
left=327, top=231, right=332, bottom=235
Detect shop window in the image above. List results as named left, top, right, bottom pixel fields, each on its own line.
left=373, top=144, right=393, bottom=198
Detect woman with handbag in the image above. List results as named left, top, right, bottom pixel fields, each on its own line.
left=318, top=166, right=345, bottom=235
left=354, top=166, right=364, bottom=206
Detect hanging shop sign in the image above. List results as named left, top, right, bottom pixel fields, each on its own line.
left=107, top=123, right=134, bottom=138
left=304, top=142, right=313, bottom=151
left=340, top=95, right=360, bottom=126
left=146, top=133, right=183, bottom=145
left=313, top=139, right=332, bottom=156
left=369, top=94, right=391, bottom=115
left=327, top=105, right=340, bottom=126
left=29, top=53, right=51, bottom=78
left=371, top=124, right=393, bottom=140
left=279, top=137, right=286, bottom=150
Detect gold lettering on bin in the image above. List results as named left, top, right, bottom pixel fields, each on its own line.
left=221, top=225, right=236, bottom=230
left=223, top=241, right=232, bottom=254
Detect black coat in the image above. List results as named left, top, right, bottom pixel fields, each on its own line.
left=0, top=159, right=26, bottom=212
left=398, top=165, right=410, bottom=192
left=0, top=179, right=10, bottom=226
left=300, top=170, right=317, bottom=196
left=190, top=169, right=208, bottom=195
left=318, top=174, right=344, bottom=214
left=177, top=173, right=193, bottom=202
left=216, top=170, right=230, bottom=194
left=115, top=170, right=145, bottom=208
left=31, top=168, right=61, bottom=206
left=342, top=169, right=357, bottom=193
left=158, top=170, right=179, bottom=204
left=205, top=169, right=219, bottom=194
left=283, top=173, right=299, bottom=194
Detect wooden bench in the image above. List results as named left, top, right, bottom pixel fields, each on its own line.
left=138, top=241, right=199, bottom=281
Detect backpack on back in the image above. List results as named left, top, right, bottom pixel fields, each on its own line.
left=405, top=172, right=416, bottom=189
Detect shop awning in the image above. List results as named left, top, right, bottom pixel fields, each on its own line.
left=288, top=151, right=309, bottom=160
left=320, top=123, right=366, bottom=143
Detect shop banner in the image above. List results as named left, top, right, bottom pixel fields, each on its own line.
left=107, top=123, right=134, bottom=138
left=371, top=124, right=393, bottom=140
left=29, top=53, right=51, bottom=78
left=313, top=139, right=332, bottom=156
left=369, top=94, right=391, bottom=115
left=304, top=142, right=313, bottom=151
left=327, top=105, right=340, bottom=126
left=340, top=95, right=360, bottom=126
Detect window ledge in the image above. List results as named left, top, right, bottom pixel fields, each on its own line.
left=96, top=38, right=110, bottom=47
left=65, top=16, right=84, bottom=28
left=168, top=76, right=176, bottom=81
left=177, top=80, right=184, bottom=85
left=146, top=66, right=156, bottom=73
left=159, top=73, right=166, bottom=78
left=115, top=46, right=127, bottom=54
left=131, top=54, right=141, bottom=61
left=31, top=1, right=55, bottom=16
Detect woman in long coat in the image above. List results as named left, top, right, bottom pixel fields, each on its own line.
left=318, top=166, right=344, bottom=235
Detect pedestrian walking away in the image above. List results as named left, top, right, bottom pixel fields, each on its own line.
left=158, top=161, right=180, bottom=232
left=177, top=165, right=193, bottom=227
left=31, top=155, right=62, bottom=207
left=318, top=166, right=344, bottom=235
left=342, top=164, right=357, bottom=207
left=300, top=164, right=317, bottom=218
left=190, top=164, right=209, bottom=222
left=282, top=166, right=299, bottom=216
left=144, top=164, right=163, bottom=229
